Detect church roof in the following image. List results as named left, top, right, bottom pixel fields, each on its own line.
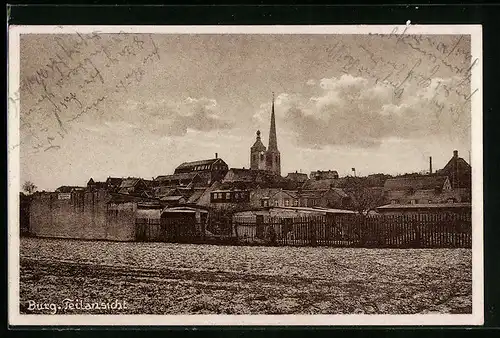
left=251, top=130, right=266, bottom=151
left=251, top=139, right=266, bottom=151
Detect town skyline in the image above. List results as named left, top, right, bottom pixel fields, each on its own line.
left=19, top=33, right=472, bottom=191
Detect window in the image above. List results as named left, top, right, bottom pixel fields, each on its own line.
left=261, top=199, right=269, bottom=207
left=447, top=198, right=454, bottom=204
left=391, top=199, right=397, bottom=204
left=274, top=199, right=279, bottom=206
left=284, top=199, right=290, bottom=207
left=293, top=199, right=299, bottom=206
left=226, top=192, right=231, bottom=200
left=235, top=192, right=240, bottom=199
left=410, top=199, right=416, bottom=205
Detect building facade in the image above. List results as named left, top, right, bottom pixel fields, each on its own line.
left=250, top=93, right=281, bottom=176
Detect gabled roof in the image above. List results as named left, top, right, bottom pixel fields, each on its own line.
left=383, top=175, right=449, bottom=191
left=251, top=136, right=266, bottom=152
left=87, top=178, right=106, bottom=188
left=106, top=177, right=124, bottom=186
left=175, top=158, right=225, bottom=171
left=440, top=156, right=471, bottom=175
left=119, top=178, right=143, bottom=189
left=285, top=172, right=309, bottom=182
left=250, top=188, right=282, bottom=200
left=156, top=172, right=200, bottom=182
left=301, top=178, right=345, bottom=190
left=223, top=168, right=281, bottom=182
left=269, top=190, right=298, bottom=199
left=107, top=192, right=158, bottom=204
left=186, top=188, right=207, bottom=204
left=297, top=190, right=324, bottom=199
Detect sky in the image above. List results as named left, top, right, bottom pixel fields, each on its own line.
left=18, top=32, right=474, bottom=191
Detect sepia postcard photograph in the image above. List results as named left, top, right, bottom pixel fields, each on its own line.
left=7, top=24, right=483, bottom=326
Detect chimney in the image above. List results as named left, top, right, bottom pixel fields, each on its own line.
left=429, top=156, right=432, bottom=174
left=215, top=152, right=218, bottom=159
left=453, top=150, right=458, bottom=158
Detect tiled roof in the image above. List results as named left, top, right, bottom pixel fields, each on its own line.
left=186, top=188, right=206, bottom=204
left=106, top=177, right=124, bottom=186
left=271, top=190, right=298, bottom=199
left=175, top=158, right=222, bottom=171
left=285, top=172, right=308, bottom=182
left=119, top=178, right=142, bottom=189
left=383, top=175, right=449, bottom=191
left=250, top=188, right=282, bottom=200
left=156, top=172, right=200, bottom=181
left=301, top=178, right=345, bottom=190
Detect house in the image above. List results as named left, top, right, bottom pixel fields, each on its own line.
left=117, top=177, right=148, bottom=195
left=153, top=185, right=208, bottom=208
left=301, top=178, right=345, bottom=190
left=297, top=188, right=351, bottom=209
left=383, top=175, right=455, bottom=205
left=310, top=170, right=339, bottom=180
left=437, top=150, right=472, bottom=189
left=160, top=195, right=186, bottom=207
left=173, top=155, right=229, bottom=184
left=210, top=189, right=251, bottom=205
left=285, top=172, right=308, bottom=183
left=86, top=178, right=107, bottom=191
left=105, top=177, right=124, bottom=192
left=155, top=172, right=207, bottom=188
left=186, top=188, right=208, bottom=205
left=222, top=168, right=290, bottom=189
left=253, top=189, right=299, bottom=208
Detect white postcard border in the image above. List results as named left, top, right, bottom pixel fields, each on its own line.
left=7, top=24, right=483, bottom=326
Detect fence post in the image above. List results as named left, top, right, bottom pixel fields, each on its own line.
left=310, top=217, right=317, bottom=247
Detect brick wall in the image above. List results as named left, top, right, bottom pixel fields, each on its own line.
left=29, top=191, right=137, bottom=241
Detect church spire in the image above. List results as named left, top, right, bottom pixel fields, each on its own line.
left=268, top=92, right=278, bottom=151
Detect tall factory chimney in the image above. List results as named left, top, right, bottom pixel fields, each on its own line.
left=429, top=156, right=432, bottom=174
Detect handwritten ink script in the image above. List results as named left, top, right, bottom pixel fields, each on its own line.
left=325, top=29, right=476, bottom=138
left=18, top=32, right=161, bottom=153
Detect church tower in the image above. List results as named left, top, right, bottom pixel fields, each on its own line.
left=265, top=93, right=281, bottom=176
left=250, top=130, right=267, bottom=170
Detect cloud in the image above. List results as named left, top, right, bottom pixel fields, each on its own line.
left=103, top=97, right=233, bottom=137
left=263, top=74, right=471, bottom=150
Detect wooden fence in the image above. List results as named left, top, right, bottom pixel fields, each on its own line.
left=135, top=212, right=472, bottom=248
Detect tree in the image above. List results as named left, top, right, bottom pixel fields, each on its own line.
left=22, top=181, right=37, bottom=195
left=341, top=176, right=387, bottom=215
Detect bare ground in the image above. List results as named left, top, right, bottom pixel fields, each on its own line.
left=19, top=237, right=472, bottom=315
